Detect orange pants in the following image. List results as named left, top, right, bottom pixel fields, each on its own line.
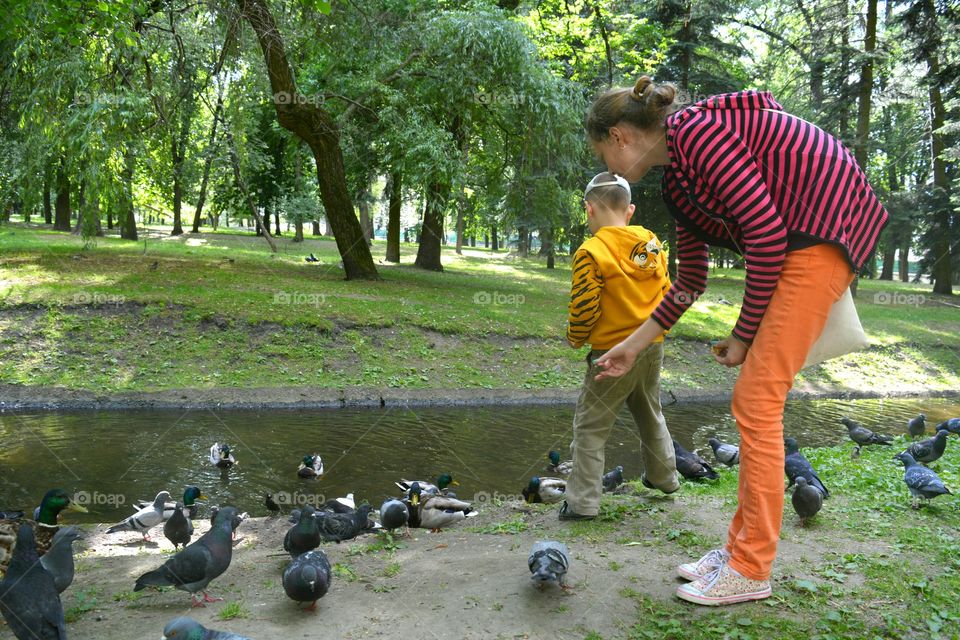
left=726, top=242, right=854, bottom=580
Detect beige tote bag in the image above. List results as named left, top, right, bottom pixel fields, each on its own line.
left=802, top=287, right=868, bottom=368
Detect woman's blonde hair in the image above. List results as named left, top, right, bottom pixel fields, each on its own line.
left=585, top=76, right=679, bottom=141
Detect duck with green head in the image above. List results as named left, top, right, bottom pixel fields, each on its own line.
left=405, top=482, right=477, bottom=532
left=1, top=488, right=88, bottom=574
left=395, top=473, right=459, bottom=498
left=297, top=453, right=324, bottom=479
left=209, top=443, right=237, bottom=469
left=136, top=486, right=207, bottom=520
left=522, top=476, right=566, bottom=504
left=547, top=450, right=573, bottom=476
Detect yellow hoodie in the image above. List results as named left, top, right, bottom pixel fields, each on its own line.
left=567, top=225, right=671, bottom=350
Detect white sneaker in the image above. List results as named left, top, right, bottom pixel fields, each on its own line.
left=676, top=548, right=730, bottom=581
left=676, top=563, right=771, bottom=606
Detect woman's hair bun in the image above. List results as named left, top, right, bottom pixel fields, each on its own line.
left=633, top=76, right=676, bottom=107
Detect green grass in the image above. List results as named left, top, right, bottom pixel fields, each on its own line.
left=215, top=601, right=249, bottom=620
left=0, top=223, right=957, bottom=394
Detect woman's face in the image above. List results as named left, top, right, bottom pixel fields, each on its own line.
left=590, top=123, right=661, bottom=182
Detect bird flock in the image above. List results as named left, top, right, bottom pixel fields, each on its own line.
left=1, top=416, right=957, bottom=638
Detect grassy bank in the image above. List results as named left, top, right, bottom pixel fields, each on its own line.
left=54, top=433, right=960, bottom=639
left=0, top=223, right=957, bottom=396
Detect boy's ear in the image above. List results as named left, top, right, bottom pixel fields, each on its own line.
left=625, top=203, right=636, bottom=223
left=584, top=200, right=595, bottom=218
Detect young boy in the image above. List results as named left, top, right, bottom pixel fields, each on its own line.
left=560, top=172, right=679, bottom=520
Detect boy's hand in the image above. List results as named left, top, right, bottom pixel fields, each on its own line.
left=712, top=335, right=748, bottom=367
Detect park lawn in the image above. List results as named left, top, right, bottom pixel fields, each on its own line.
left=0, top=223, right=957, bottom=395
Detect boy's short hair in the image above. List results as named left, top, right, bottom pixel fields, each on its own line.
left=584, top=172, right=631, bottom=211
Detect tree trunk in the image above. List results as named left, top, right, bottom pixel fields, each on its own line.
left=853, top=0, right=877, bottom=171
left=386, top=171, right=401, bottom=263
left=454, top=201, right=465, bottom=255
left=192, top=92, right=223, bottom=233
left=237, top=0, right=378, bottom=280
left=415, top=180, right=447, bottom=271
left=43, top=170, right=52, bottom=224
left=170, top=131, right=185, bottom=235
left=880, top=244, right=895, bottom=280
left=358, top=188, right=372, bottom=246
left=491, top=224, right=498, bottom=251
left=224, top=127, right=277, bottom=252
left=899, top=242, right=910, bottom=282
left=312, top=220, right=320, bottom=236
left=53, top=161, right=71, bottom=231
left=274, top=208, right=281, bottom=236
left=120, top=146, right=138, bottom=240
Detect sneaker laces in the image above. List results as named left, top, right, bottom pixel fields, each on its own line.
left=699, top=563, right=727, bottom=591
left=696, top=548, right=727, bottom=572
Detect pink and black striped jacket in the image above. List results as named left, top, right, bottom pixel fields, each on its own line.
left=650, top=91, right=888, bottom=343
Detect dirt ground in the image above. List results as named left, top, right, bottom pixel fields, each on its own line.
left=0, top=492, right=896, bottom=640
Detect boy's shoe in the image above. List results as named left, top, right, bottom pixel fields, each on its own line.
left=676, top=564, right=771, bottom=606
left=641, top=473, right=680, bottom=495
left=677, top=548, right=730, bottom=581
left=558, top=501, right=595, bottom=521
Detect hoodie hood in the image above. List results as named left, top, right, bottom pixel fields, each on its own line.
left=591, top=226, right=665, bottom=281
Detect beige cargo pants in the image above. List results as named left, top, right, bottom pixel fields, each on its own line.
left=565, top=341, right=678, bottom=516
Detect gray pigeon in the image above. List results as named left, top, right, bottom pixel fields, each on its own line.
left=528, top=540, right=570, bottom=590
left=905, top=430, right=949, bottom=465
left=841, top=417, right=893, bottom=452
left=134, top=505, right=238, bottom=606
left=0, top=524, right=67, bottom=640
left=673, top=440, right=719, bottom=480
left=907, top=414, right=926, bottom=438
left=784, top=437, right=830, bottom=498
left=39, top=526, right=82, bottom=594
left=602, top=466, right=624, bottom=492
left=791, top=477, right=823, bottom=525
left=708, top=437, right=740, bottom=467
left=315, top=504, right=378, bottom=543
left=209, top=505, right=248, bottom=539
left=164, top=502, right=193, bottom=550
left=895, top=452, right=952, bottom=508
left=107, top=490, right=170, bottom=541
left=162, top=616, right=250, bottom=639
left=379, top=499, right=409, bottom=532
left=284, top=505, right=321, bottom=556
left=282, top=549, right=332, bottom=610
left=936, top=418, right=960, bottom=435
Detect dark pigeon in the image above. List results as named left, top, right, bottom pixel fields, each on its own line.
left=39, top=526, right=82, bottom=594
left=936, top=418, right=960, bottom=435
left=602, top=466, right=624, bottom=492
left=908, top=414, right=926, bottom=438
left=784, top=437, right=830, bottom=498
left=164, top=502, right=193, bottom=550
left=842, top=417, right=894, bottom=450
left=708, top=437, right=740, bottom=467
left=282, top=549, right=332, bottom=610
left=315, top=504, right=377, bottom=543
left=264, top=493, right=280, bottom=516
left=0, top=524, right=67, bottom=640
left=162, top=616, right=251, bottom=639
left=379, top=499, right=409, bottom=532
left=905, top=430, right=949, bottom=465
left=528, top=540, right=570, bottom=590
left=134, top=506, right=238, bottom=607
left=673, top=440, right=719, bottom=480
left=284, top=505, right=321, bottom=557
left=209, top=505, right=248, bottom=537
left=791, top=477, right=823, bottom=525
left=895, top=452, right=952, bottom=508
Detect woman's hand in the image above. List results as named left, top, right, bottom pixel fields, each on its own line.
left=593, top=339, right=644, bottom=381
left=712, top=335, right=749, bottom=367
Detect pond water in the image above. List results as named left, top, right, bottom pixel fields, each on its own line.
left=1, top=397, right=957, bottom=524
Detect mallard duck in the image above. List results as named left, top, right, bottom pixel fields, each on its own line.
left=106, top=491, right=170, bottom=541
left=0, top=488, right=88, bottom=574
left=546, top=450, right=573, bottom=476
left=522, top=476, right=566, bottom=504
left=135, top=486, right=206, bottom=520
left=407, top=482, right=477, bottom=532
left=395, top=473, right=459, bottom=498
left=297, top=454, right=324, bottom=478
left=209, top=443, right=237, bottom=469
